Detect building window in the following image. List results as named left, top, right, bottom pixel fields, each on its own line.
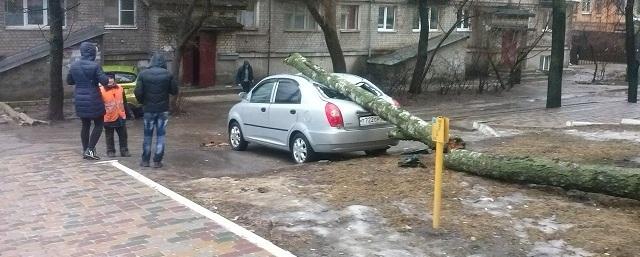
left=456, top=10, right=471, bottom=31
left=5, top=0, right=67, bottom=28
left=378, top=6, right=395, bottom=32
left=340, top=5, right=359, bottom=31
left=540, top=55, right=551, bottom=71
left=581, top=0, right=592, bottom=13
left=5, top=0, right=65, bottom=28
left=542, top=9, right=552, bottom=32
left=239, top=0, right=259, bottom=29
left=105, top=0, right=136, bottom=27
left=285, top=3, right=316, bottom=31
left=412, top=7, right=438, bottom=32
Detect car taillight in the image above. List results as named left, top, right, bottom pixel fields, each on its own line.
left=325, top=102, right=344, bottom=128
left=392, top=99, right=401, bottom=108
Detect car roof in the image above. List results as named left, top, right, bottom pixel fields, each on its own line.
left=103, top=65, right=137, bottom=74
left=264, top=73, right=369, bottom=85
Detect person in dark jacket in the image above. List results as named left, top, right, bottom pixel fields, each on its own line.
left=134, top=53, right=178, bottom=168
left=67, top=42, right=109, bottom=160
left=235, top=60, right=254, bottom=93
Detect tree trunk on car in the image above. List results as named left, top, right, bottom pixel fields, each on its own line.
left=285, top=52, right=640, bottom=201
left=446, top=150, right=640, bottom=201
left=284, top=53, right=461, bottom=149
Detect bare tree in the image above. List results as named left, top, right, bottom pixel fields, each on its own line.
left=44, top=1, right=79, bottom=120
left=408, top=0, right=430, bottom=94
left=547, top=0, right=567, bottom=108
left=158, top=0, right=213, bottom=112
left=47, top=0, right=65, bottom=120
left=625, top=0, right=638, bottom=103
left=302, top=0, right=347, bottom=73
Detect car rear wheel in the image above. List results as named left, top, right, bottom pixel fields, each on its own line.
left=229, top=122, right=248, bottom=151
left=290, top=133, right=316, bottom=164
left=365, top=148, right=389, bottom=156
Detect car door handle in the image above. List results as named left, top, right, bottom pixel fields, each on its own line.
left=290, top=109, right=296, bottom=114
left=261, top=107, right=266, bottom=112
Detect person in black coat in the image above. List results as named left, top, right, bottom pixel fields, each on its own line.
left=134, top=53, right=178, bottom=168
left=67, top=42, right=109, bottom=160
left=235, top=60, right=254, bottom=93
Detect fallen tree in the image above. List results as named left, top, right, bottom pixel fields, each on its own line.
left=446, top=150, right=640, bottom=200
left=284, top=53, right=460, bottom=149
left=284, top=53, right=640, bottom=201
left=0, top=102, right=48, bottom=126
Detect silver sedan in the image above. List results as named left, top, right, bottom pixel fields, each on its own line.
left=227, top=73, right=399, bottom=163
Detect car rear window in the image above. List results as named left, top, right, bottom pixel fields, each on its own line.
left=107, top=72, right=137, bottom=84
left=314, top=81, right=379, bottom=99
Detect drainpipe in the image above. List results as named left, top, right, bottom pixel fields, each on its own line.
left=267, top=0, right=272, bottom=75
left=368, top=0, right=374, bottom=57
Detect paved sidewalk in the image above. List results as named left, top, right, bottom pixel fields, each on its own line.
left=0, top=150, right=284, bottom=257
left=406, top=85, right=640, bottom=128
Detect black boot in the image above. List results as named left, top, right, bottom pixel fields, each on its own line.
left=83, top=148, right=100, bottom=160
left=120, top=148, right=131, bottom=157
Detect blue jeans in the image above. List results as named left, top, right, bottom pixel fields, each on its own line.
left=142, top=112, right=169, bottom=163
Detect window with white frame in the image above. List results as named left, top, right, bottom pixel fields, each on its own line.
left=105, top=0, right=136, bottom=27
left=581, top=0, right=592, bottom=13
left=285, top=3, right=316, bottom=30
left=5, top=0, right=66, bottom=28
left=239, top=0, right=259, bottom=29
left=378, top=6, right=395, bottom=31
left=340, top=5, right=359, bottom=31
left=540, top=55, right=551, bottom=71
left=456, top=10, right=471, bottom=31
left=412, top=7, right=438, bottom=32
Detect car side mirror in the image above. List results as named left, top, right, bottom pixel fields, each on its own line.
left=239, top=92, right=248, bottom=100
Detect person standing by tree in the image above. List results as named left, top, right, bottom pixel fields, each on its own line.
left=134, top=53, right=178, bottom=168
left=235, top=61, right=254, bottom=93
left=67, top=42, right=109, bottom=160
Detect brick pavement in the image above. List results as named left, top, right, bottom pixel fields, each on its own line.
left=0, top=150, right=285, bottom=257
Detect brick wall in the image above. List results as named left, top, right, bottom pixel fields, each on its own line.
left=0, top=0, right=151, bottom=61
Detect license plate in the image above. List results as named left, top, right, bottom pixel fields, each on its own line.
left=359, top=116, right=386, bottom=126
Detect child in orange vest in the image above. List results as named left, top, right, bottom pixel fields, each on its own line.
left=100, top=76, right=130, bottom=158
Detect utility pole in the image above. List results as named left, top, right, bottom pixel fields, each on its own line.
left=625, top=0, right=638, bottom=103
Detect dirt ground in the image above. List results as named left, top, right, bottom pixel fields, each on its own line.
left=166, top=126, right=640, bottom=257
left=6, top=68, right=640, bottom=256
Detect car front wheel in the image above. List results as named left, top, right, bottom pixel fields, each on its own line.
left=290, top=133, right=316, bottom=164
left=229, top=122, right=248, bottom=151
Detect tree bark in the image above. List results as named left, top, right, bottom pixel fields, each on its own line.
left=285, top=53, right=458, bottom=149
left=286, top=53, right=640, bottom=201
left=304, top=0, right=347, bottom=73
left=546, top=0, right=566, bottom=108
left=625, top=0, right=638, bottom=103
left=445, top=149, right=640, bottom=200
left=48, top=0, right=65, bottom=121
left=409, top=0, right=430, bottom=94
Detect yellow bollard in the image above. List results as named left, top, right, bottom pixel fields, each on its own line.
left=431, top=116, right=449, bottom=229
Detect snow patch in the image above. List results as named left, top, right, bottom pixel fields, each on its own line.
left=461, top=185, right=529, bottom=217
left=527, top=240, right=594, bottom=257
left=564, top=129, right=640, bottom=143
left=514, top=216, right=574, bottom=243
left=272, top=204, right=432, bottom=257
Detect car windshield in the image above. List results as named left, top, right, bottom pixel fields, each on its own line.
left=315, top=81, right=380, bottom=100
left=107, top=72, right=137, bottom=83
